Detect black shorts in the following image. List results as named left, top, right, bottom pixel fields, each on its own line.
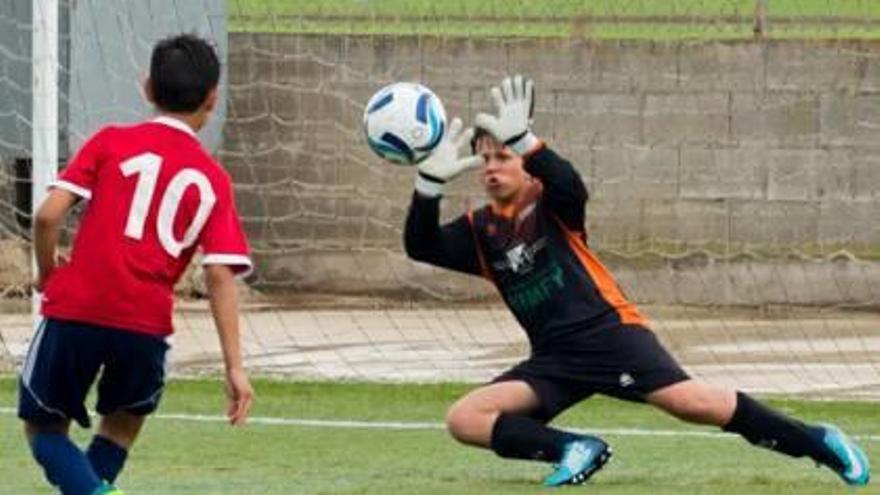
left=18, top=318, right=170, bottom=428
left=493, top=324, right=688, bottom=422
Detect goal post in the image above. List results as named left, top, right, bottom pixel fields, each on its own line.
left=30, top=0, right=59, bottom=326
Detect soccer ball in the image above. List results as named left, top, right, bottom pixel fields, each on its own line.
left=363, top=82, right=446, bottom=166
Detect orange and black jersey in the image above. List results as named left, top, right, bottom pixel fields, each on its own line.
left=405, top=145, right=646, bottom=352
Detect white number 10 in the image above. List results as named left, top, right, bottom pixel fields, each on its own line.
left=121, top=153, right=216, bottom=258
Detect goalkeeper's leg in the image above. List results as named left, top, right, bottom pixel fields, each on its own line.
left=647, top=379, right=869, bottom=486
left=446, top=380, right=610, bottom=485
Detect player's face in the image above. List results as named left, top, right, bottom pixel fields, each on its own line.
left=476, top=136, right=527, bottom=203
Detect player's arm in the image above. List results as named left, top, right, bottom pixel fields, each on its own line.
left=205, top=264, right=252, bottom=426
left=198, top=174, right=255, bottom=425
left=404, top=117, right=485, bottom=276
left=475, top=75, right=588, bottom=230
left=523, top=147, right=588, bottom=230
left=404, top=194, right=481, bottom=275
left=33, top=189, right=78, bottom=291
left=33, top=127, right=110, bottom=290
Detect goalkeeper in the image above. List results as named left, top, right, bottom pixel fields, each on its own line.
left=403, top=75, right=870, bottom=487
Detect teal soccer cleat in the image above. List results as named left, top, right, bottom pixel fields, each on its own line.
left=543, top=437, right=612, bottom=487
left=90, top=483, right=125, bottom=495
left=820, top=424, right=870, bottom=486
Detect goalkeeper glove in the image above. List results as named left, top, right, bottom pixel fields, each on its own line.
left=415, top=117, right=485, bottom=198
left=474, top=75, right=542, bottom=156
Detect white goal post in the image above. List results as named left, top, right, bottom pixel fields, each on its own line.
left=30, top=0, right=58, bottom=326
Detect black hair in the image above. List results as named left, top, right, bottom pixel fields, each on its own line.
left=149, top=33, right=220, bottom=113
left=470, top=127, right=496, bottom=155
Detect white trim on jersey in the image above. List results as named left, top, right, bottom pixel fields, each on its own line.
left=151, top=115, right=198, bottom=138
left=203, top=253, right=254, bottom=279
left=50, top=179, right=92, bottom=200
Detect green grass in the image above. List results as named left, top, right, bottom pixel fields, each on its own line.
left=2, top=378, right=878, bottom=494
left=228, top=0, right=880, bottom=39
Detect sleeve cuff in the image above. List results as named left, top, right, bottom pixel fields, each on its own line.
left=50, top=180, right=92, bottom=200
left=203, top=253, right=254, bottom=279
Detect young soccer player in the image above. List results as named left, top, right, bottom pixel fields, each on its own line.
left=404, top=75, right=870, bottom=487
left=19, top=34, right=254, bottom=495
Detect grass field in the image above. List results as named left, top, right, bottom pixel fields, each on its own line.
left=1, top=378, right=878, bottom=494
left=228, top=0, right=880, bottom=39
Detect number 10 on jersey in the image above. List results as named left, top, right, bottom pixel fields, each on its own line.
left=120, top=152, right=216, bottom=258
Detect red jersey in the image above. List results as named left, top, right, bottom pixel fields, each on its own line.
left=41, top=116, right=252, bottom=336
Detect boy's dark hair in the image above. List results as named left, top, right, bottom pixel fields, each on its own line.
left=470, top=127, right=494, bottom=155
left=149, top=34, right=220, bottom=113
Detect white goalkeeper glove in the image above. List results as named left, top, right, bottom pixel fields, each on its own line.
left=415, top=117, right=485, bottom=198
left=474, top=74, right=541, bottom=156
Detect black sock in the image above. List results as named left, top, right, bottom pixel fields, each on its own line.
left=723, top=392, right=842, bottom=470
left=490, top=414, right=581, bottom=462
left=86, top=435, right=128, bottom=483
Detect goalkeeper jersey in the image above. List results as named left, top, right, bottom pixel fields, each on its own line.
left=404, top=145, right=646, bottom=352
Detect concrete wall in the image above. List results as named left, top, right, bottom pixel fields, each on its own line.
left=224, top=35, right=880, bottom=306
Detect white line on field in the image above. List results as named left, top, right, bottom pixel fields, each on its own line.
left=2, top=407, right=878, bottom=442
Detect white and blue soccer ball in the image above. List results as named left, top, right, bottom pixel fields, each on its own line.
left=363, top=82, right=446, bottom=166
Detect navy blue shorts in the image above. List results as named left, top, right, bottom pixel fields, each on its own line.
left=18, top=318, right=170, bottom=429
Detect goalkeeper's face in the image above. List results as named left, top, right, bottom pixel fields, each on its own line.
left=476, top=134, right=528, bottom=203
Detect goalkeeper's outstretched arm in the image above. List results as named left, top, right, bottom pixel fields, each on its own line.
left=403, top=116, right=485, bottom=276
left=404, top=192, right=482, bottom=276
left=474, top=74, right=589, bottom=231
left=523, top=146, right=588, bottom=232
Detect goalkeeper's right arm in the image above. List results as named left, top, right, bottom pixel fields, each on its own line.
left=403, top=116, right=485, bottom=276
left=404, top=193, right=482, bottom=276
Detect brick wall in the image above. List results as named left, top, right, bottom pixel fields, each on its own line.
left=222, top=35, right=880, bottom=305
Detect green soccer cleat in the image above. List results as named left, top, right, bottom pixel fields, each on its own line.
left=820, top=424, right=870, bottom=486
left=90, top=482, right=125, bottom=495
left=543, top=436, right=612, bottom=487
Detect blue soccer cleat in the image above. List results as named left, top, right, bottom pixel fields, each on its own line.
left=820, top=424, right=870, bottom=486
left=543, top=436, right=612, bottom=487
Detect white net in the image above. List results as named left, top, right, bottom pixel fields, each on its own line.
left=0, top=1, right=32, bottom=308
left=0, top=0, right=878, bottom=398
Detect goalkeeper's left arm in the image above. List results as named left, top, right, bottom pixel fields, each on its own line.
left=523, top=146, right=588, bottom=233
left=475, top=75, right=588, bottom=233
left=403, top=117, right=486, bottom=277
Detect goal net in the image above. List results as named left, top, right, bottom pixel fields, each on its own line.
left=1, top=0, right=878, bottom=398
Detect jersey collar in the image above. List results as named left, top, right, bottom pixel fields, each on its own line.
left=151, top=115, right=198, bottom=139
